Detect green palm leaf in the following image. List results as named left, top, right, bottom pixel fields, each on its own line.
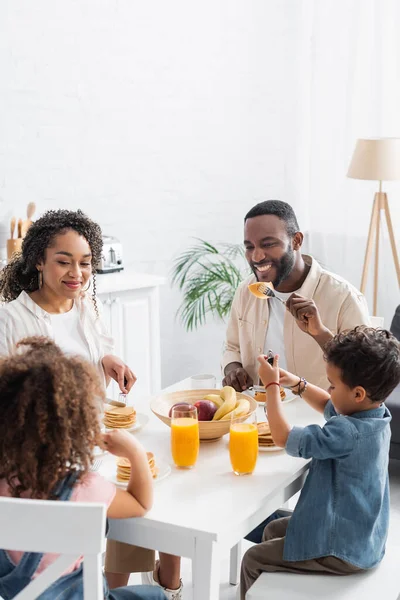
left=171, top=239, right=248, bottom=331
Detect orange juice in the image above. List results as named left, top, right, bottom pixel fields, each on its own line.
left=229, top=423, right=258, bottom=475
left=171, top=418, right=199, bottom=468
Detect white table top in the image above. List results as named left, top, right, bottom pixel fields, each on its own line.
left=101, top=379, right=325, bottom=542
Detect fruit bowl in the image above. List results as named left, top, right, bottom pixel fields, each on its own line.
left=150, top=389, right=257, bottom=441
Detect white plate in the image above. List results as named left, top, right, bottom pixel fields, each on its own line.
left=246, top=389, right=296, bottom=405
left=279, top=392, right=296, bottom=405
left=110, top=460, right=172, bottom=488
left=105, top=412, right=149, bottom=433
left=258, top=444, right=285, bottom=453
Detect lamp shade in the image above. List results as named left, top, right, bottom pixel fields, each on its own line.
left=347, top=138, right=400, bottom=181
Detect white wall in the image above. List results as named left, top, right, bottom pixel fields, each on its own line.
left=0, top=0, right=296, bottom=386
left=2, top=0, right=399, bottom=387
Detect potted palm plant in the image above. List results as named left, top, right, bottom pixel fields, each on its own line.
left=171, top=239, right=248, bottom=331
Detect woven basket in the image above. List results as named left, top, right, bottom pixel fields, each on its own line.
left=150, top=388, right=257, bottom=441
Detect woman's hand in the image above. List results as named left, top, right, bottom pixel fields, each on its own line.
left=101, top=354, right=136, bottom=393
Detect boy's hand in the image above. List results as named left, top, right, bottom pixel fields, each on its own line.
left=257, top=355, right=300, bottom=389
left=101, top=429, right=144, bottom=458
left=279, top=368, right=302, bottom=388
left=257, top=354, right=280, bottom=387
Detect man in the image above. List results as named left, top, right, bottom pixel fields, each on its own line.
left=222, top=200, right=370, bottom=391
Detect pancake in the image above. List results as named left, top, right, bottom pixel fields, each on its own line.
left=254, top=387, right=286, bottom=402
left=104, top=404, right=136, bottom=429
left=257, top=421, right=276, bottom=447
left=116, top=452, right=158, bottom=482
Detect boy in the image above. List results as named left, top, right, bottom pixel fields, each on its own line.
left=241, top=326, right=400, bottom=599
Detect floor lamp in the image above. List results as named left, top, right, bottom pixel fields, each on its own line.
left=347, top=138, right=400, bottom=316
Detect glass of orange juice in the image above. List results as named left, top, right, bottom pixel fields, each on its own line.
left=171, top=405, right=200, bottom=469
left=229, top=412, right=258, bottom=475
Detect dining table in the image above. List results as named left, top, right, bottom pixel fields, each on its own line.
left=101, top=378, right=325, bottom=600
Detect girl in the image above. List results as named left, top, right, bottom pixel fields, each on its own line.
left=0, top=336, right=166, bottom=600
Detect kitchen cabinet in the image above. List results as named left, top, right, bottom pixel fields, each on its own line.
left=96, top=269, right=165, bottom=400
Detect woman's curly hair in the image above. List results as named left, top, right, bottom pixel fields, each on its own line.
left=0, top=209, right=103, bottom=309
left=0, top=336, right=105, bottom=499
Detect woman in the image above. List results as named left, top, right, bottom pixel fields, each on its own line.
left=0, top=209, right=182, bottom=600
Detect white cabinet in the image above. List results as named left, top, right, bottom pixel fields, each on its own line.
left=96, top=270, right=165, bottom=400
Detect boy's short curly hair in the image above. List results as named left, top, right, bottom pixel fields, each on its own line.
left=0, top=337, right=105, bottom=499
left=324, top=326, right=400, bottom=403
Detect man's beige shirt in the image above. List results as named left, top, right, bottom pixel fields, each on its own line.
left=222, top=255, right=370, bottom=390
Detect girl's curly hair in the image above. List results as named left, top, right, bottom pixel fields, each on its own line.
left=0, top=209, right=103, bottom=309
left=0, top=336, right=105, bottom=499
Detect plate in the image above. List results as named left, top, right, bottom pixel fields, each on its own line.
left=110, top=460, right=172, bottom=488
left=105, top=412, right=149, bottom=433
left=245, top=389, right=296, bottom=405
left=258, top=444, right=285, bottom=453
left=279, top=392, right=296, bottom=405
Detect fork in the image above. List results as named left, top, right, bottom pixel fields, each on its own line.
left=249, top=282, right=286, bottom=305
left=90, top=458, right=103, bottom=472
left=109, top=393, right=128, bottom=408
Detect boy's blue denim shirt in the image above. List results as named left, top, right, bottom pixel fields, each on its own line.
left=284, top=400, right=391, bottom=568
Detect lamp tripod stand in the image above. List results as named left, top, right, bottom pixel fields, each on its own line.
left=361, top=182, right=400, bottom=315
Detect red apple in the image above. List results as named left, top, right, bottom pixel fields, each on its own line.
left=193, top=400, right=218, bottom=421
left=168, top=402, right=191, bottom=418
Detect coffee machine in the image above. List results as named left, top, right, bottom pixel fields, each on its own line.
left=96, top=235, right=124, bottom=274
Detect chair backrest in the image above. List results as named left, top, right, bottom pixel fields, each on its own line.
left=0, top=497, right=106, bottom=600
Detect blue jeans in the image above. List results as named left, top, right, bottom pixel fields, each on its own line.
left=109, top=585, right=167, bottom=599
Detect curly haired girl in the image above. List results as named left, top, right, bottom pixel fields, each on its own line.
left=0, top=336, right=166, bottom=600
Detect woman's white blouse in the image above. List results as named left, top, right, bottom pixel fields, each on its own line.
left=0, top=291, right=114, bottom=383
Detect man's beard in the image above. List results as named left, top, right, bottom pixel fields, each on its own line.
left=252, top=245, right=295, bottom=288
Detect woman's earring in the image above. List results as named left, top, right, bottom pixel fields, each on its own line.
left=37, top=270, right=43, bottom=289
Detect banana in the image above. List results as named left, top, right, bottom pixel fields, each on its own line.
left=220, top=399, right=250, bottom=421
left=203, top=393, right=224, bottom=408
left=212, top=386, right=237, bottom=420
left=235, top=399, right=250, bottom=416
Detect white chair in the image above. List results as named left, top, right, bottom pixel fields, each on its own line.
left=246, top=545, right=399, bottom=599
left=0, top=497, right=106, bottom=600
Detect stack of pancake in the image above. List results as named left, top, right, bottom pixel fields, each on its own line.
left=254, top=387, right=286, bottom=402
left=116, top=452, right=158, bottom=483
left=257, top=422, right=276, bottom=448
left=103, top=404, right=136, bottom=429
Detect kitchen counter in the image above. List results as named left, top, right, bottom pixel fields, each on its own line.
left=95, top=268, right=166, bottom=295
